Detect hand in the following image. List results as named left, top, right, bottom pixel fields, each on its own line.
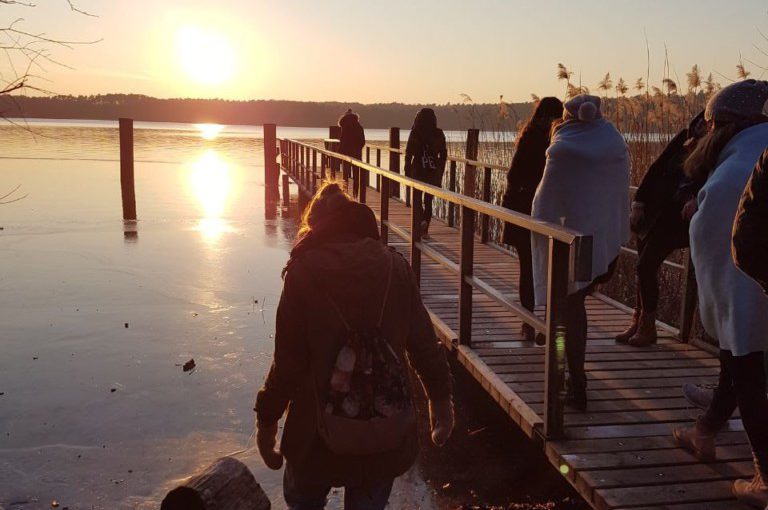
left=681, top=198, right=698, bottom=222
left=629, top=202, right=645, bottom=232
left=428, top=398, right=454, bottom=447
left=256, top=422, right=284, bottom=470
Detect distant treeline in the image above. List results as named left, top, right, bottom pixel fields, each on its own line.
left=1, top=94, right=535, bottom=130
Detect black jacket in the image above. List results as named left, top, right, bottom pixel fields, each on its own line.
left=633, top=129, right=699, bottom=239
left=733, top=148, right=768, bottom=294
left=339, top=113, right=365, bottom=159
left=404, top=128, right=447, bottom=186
left=501, top=126, right=550, bottom=246
left=255, top=239, right=452, bottom=485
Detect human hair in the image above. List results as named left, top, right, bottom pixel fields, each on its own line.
left=683, top=122, right=744, bottom=183
left=412, top=108, right=438, bottom=133
left=517, top=97, right=563, bottom=145
left=298, top=181, right=352, bottom=239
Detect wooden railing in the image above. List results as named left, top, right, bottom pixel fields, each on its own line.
left=361, top=140, right=699, bottom=343
left=270, top=130, right=594, bottom=439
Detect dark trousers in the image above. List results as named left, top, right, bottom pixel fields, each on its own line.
left=422, top=193, right=434, bottom=223
left=566, top=259, right=618, bottom=391
left=284, top=462, right=394, bottom=510
left=636, top=215, right=688, bottom=312
left=700, top=349, right=768, bottom=468
left=511, top=236, right=535, bottom=313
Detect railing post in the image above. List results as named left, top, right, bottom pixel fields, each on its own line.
left=376, top=148, right=381, bottom=192
left=312, top=150, right=318, bottom=187
left=119, top=118, right=137, bottom=221
left=380, top=176, right=390, bottom=245
left=481, top=166, right=492, bottom=243
left=388, top=128, right=400, bottom=200
left=447, top=160, right=457, bottom=228
left=411, top=187, right=423, bottom=283
left=263, top=123, right=278, bottom=203
left=544, top=238, right=569, bottom=439
left=282, top=174, right=290, bottom=207
left=458, top=129, right=480, bottom=347
left=678, top=253, right=698, bottom=342
left=329, top=126, right=341, bottom=179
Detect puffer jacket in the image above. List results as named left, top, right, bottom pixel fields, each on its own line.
left=733, top=147, right=768, bottom=294
left=255, top=238, right=452, bottom=486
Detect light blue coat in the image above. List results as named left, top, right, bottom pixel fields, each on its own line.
left=690, top=123, right=768, bottom=355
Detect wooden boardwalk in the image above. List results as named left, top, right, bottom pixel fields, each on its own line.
left=358, top=186, right=754, bottom=510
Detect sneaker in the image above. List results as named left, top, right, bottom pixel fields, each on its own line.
left=682, top=383, right=716, bottom=411
left=733, top=459, right=768, bottom=508
left=673, top=423, right=716, bottom=462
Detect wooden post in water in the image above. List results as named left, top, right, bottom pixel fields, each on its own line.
left=263, top=123, right=279, bottom=202
left=119, top=118, right=137, bottom=221
left=388, top=128, right=400, bottom=199
left=458, top=129, right=480, bottom=346
left=282, top=174, right=290, bottom=207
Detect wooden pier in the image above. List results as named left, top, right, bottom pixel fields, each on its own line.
left=267, top=127, right=755, bottom=510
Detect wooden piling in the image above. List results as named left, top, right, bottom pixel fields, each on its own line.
left=263, top=124, right=279, bottom=202
left=119, top=118, right=137, bottom=221
left=458, top=129, right=480, bottom=346
left=282, top=174, right=290, bottom=207
left=388, top=128, right=400, bottom=199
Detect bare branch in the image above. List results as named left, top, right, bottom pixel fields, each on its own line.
left=66, top=0, right=97, bottom=17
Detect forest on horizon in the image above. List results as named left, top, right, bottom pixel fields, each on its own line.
left=1, top=94, right=535, bottom=130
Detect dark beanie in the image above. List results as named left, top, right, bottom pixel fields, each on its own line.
left=705, top=79, right=768, bottom=124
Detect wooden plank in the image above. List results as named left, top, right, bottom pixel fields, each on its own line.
left=595, top=480, right=738, bottom=510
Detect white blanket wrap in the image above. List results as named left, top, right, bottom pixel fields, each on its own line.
left=531, top=118, right=630, bottom=304
left=690, top=123, right=768, bottom=355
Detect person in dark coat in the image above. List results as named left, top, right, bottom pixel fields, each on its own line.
left=733, top=148, right=768, bottom=294
left=616, top=112, right=707, bottom=346
left=255, top=182, right=454, bottom=510
left=500, top=97, right=563, bottom=344
left=404, top=108, right=447, bottom=238
left=338, top=110, right=366, bottom=184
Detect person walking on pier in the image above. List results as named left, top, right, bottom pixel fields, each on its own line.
left=501, top=97, right=563, bottom=345
left=338, top=109, right=366, bottom=186
left=616, top=111, right=707, bottom=347
left=404, top=108, right=447, bottom=239
left=531, top=95, right=630, bottom=411
left=255, top=182, right=454, bottom=510
left=671, top=80, right=768, bottom=508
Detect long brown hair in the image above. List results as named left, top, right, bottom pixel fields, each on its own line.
left=683, top=122, right=743, bottom=183
left=284, top=180, right=380, bottom=277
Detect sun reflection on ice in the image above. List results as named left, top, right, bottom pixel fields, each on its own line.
left=189, top=149, right=234, bottom=243
left=196, top=123, right=224, bottom=140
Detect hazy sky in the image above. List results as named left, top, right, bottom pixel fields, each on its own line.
left=5, top=0, right=768, bottom=103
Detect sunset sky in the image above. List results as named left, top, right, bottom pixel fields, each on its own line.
left=6, top=0, right=768, bottom=104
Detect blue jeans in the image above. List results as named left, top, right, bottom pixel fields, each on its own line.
left=283, top=463, right=394, bottom=510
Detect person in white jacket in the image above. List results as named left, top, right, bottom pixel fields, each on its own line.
left=672, top=79, right=768, bottom=509
left=531, top=95, right=630, bottom=411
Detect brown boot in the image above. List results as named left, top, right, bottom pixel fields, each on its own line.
left=733, top=456, right=768, bottom=508
left=521, top=323, right=536, bottom=343
left=673, top=421, right=716, bottom=462
left=615, top=309, right=640, bottom=344
left=628, top=312, right=658, bottom=347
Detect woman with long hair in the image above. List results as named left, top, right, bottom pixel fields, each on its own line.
left=501, top=97, right=563, bottom=344
left=255, top=182, right=454, bottom=510
left=617, top=111, right=707, bottom=347
left=672, top=80, right=768, bottom=508
left=404, top=108, right=447, bottom=238
left=531, top=95, right=630, bottom=411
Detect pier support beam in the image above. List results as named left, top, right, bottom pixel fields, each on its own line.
left=263, top=123, right=279, bottom=202
left=119, top=118, right=137, bottom=221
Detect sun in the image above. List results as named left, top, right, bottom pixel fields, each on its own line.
left=176, top=26, right=237, bottom=86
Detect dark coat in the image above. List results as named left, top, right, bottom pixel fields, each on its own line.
left=404, top=128, right=447, bottom=186
left=255, top=238, right=452, bottom=486
left=501, top=126, right=550, bottom=246
left=633, top=129, right=699, bottom=242
left=733, top=148, right=768, bottom=294
left=339, top=113, right=365, bottom=159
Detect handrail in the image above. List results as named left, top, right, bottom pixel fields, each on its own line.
left=282, top=138, right=590, bottom=248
